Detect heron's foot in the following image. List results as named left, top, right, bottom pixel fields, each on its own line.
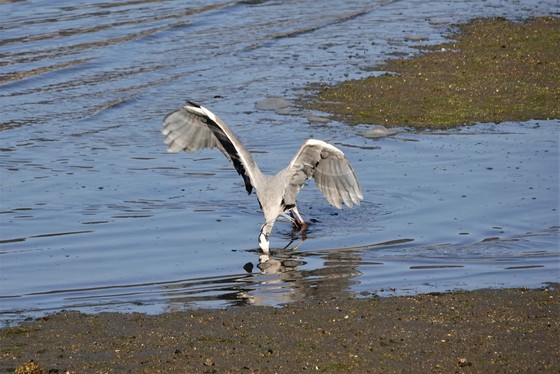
left=290, top=219, right=307, bottom=242
left=289, top=210, right=308, bottom=232
left=290, top=219, right=306, bottom=231
left=300, top=225, right=307, bottom=241
left=297, top=220, right=308, bottom=232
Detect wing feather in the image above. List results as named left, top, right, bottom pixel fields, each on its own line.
left=287, top=139, right=362, bottom=209
left=163, top=109, right=220, bottom=153
left=332, top=159, right=353, bottom=207
left=162, top=102, right=261, bottom=194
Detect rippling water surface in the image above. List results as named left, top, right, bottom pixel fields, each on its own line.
left=1, top=0, right=558, bottom=325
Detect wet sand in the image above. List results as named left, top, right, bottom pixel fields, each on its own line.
left=2, top=286, right=559, bottom=373
left=3, top=16, right=560, bottom=374
left=305, top=17, right=559, bottom=129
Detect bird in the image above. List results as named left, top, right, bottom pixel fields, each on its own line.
left=162, top=101, right=363, bottom=253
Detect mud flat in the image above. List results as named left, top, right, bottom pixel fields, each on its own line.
left=305, top=17, right=559, bottom=129
left=2, top=286, right=559, bottom=373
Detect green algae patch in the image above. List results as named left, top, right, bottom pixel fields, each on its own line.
left=305, top=17, right=560, bottom=129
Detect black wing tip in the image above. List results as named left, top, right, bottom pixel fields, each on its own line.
left=186, top=100, right=202, bottom=108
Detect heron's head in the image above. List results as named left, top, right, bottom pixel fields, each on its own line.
left=258, top=228, right=270, bottom=254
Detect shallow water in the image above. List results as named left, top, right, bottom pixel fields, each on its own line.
left=1, top=0, right=559, bottom=325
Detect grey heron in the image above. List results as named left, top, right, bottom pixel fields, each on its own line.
left=162, top=101, right=363, bottom=253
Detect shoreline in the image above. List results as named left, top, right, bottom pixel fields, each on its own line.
left=304, top=17, right=559, bottom=129
left=2, top=286, right=559, bottom=373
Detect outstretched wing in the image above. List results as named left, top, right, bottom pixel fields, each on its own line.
left=162, top=101, right=260, bottom=194
left=286, top=139, right=363, bottom=209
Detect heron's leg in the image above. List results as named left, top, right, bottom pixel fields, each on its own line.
left=281, top=212, right=296, bottom=224
left=290, top=206, right=308, bottom=232
left=291, top=239, right=304, bottom=251
left=283, top=238, right=305, bottom=251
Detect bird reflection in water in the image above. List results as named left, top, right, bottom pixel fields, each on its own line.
left=159, top=246, right=365, bottom=312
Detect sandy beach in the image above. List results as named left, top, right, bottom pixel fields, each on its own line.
left=2, top=286, right=559, bottom=373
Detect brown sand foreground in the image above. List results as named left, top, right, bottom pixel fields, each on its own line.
left=2, top=286, right=559, bottom=373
